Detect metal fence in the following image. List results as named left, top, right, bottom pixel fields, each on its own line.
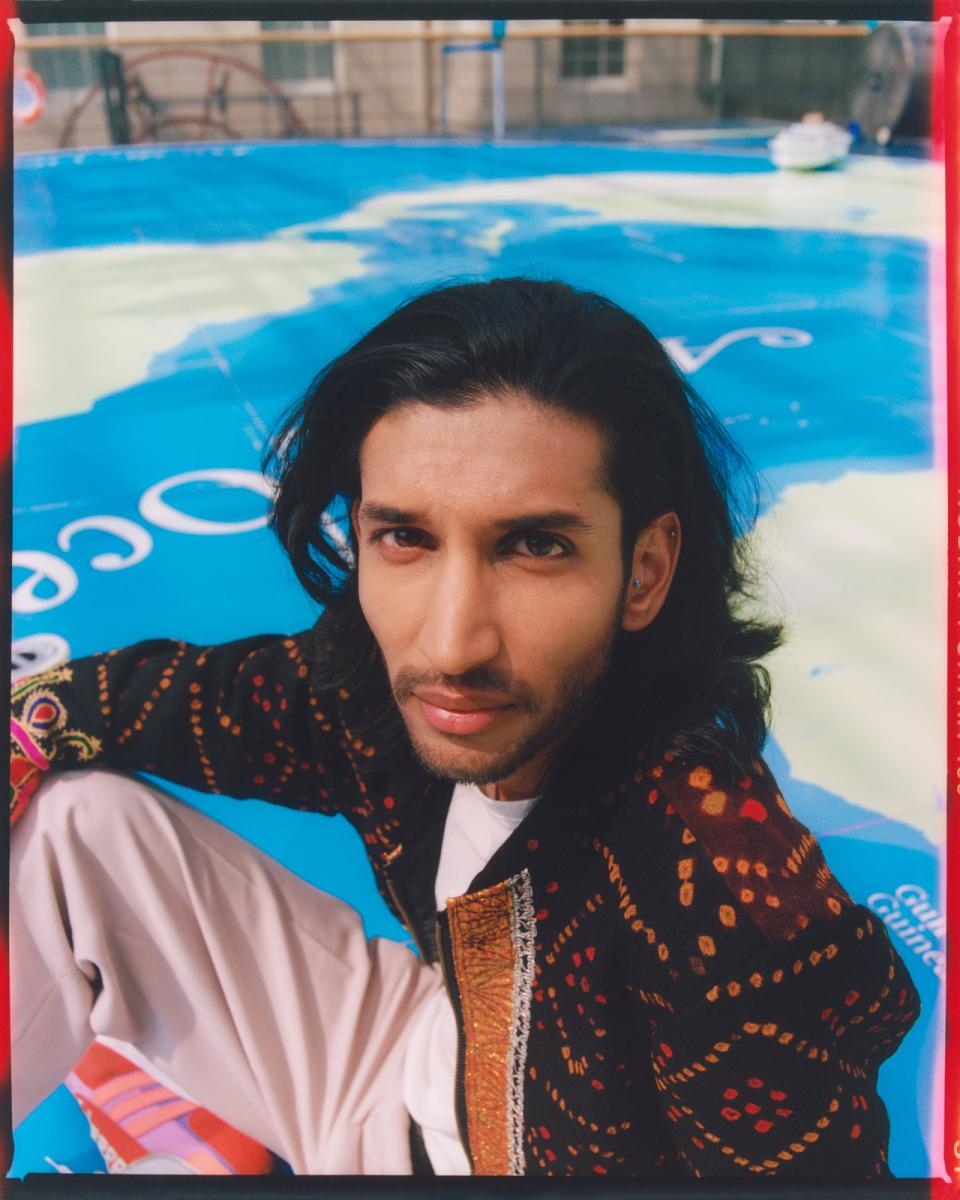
left=12, top=20, right=930, bottom=152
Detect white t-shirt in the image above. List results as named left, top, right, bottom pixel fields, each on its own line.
left=401, top=782, right=538, bottom=1175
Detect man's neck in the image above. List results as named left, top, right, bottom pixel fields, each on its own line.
left=479, top=781, right=533, bottom=803
left=477, top=741, right=557, bottom=802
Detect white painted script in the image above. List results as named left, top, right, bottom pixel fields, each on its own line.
left=139, top=468, right=274, bottom=536
left=13, top=468, right=275, bottom=616
left=661, top=326, right=813, bottom=375
left=867, top=883, right=945, bottom=981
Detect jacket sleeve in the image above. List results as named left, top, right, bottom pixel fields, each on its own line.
left=628, top=754, right=920, bottom=1179
left=10, top=632, right=360, bottom=826
left=648, top=904, right=919, bottom=1178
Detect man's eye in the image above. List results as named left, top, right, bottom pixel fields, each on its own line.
left=512, top=534, right=569, bottom=559
left=372, top=528, right=425, bottom=550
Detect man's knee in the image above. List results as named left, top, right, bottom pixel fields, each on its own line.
left=23, top=768, right=175, bottom=850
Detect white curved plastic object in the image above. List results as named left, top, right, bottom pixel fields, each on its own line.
left=769, top=113, right=853, bottom=171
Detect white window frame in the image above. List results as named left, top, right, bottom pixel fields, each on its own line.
left=22, top=20, right=111, bottom=101
left=259, top=19, right=341, bottom=98
left=556, top=18, right=635, bottom=95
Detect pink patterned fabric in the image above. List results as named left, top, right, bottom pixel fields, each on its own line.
left=65, top=1041, right=277, bottom=1174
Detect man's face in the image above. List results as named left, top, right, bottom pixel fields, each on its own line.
left=353, top=392, right=629, bottom=800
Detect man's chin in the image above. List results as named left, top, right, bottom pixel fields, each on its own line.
left=403, top=724, right=540, bottom=792
left=406, top=735, right=523, bottom=787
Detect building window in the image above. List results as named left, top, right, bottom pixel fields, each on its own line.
left=560, top=20, right=625, bottom=79
left=261, top=21, right=334, bottom=83
left=27, top=22, right=106, bottom=91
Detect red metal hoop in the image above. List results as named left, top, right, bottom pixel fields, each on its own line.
left=59, top=47, right=308, bottom=149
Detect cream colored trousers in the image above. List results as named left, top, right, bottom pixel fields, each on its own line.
left=10, top=769, right=443, bottom=1175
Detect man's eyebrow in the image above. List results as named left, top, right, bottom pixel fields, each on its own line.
left=493, top=510, right=597, bottom=535
left=357, top=502, right=596, bottom=535
left=356, top=502, right=425, bottom=525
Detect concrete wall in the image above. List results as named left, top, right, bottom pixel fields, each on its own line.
left=423, top=19, right=713, bottom=138
left=13, top=19, right=431, bottom=151
left=13, top=19, right=865, bottom=152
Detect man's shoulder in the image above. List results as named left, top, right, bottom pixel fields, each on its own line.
left=608, top=750, right=854, bottom=945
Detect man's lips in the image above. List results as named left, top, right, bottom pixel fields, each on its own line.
left=414, top=688, right=512, bottom=713
left=413, top=690, right=514, bottom=735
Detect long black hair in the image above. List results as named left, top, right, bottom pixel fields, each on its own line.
left=265, top=277, right=782, bottom=785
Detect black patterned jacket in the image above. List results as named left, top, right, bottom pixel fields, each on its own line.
left=10, top=631, right=920, bottom=1179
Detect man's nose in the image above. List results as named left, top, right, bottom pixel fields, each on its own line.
left=417, top=557, right=501, bottom=677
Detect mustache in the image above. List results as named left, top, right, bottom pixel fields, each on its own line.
left=391, top=666, right=540, bottom=713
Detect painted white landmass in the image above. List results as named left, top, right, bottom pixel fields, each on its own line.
left=18, top=157, right=942, bottom=427
left=465, top=217, right=517, bottom=255
left=15, top=238, right=371, bottom=425
left=276, top=158, right=944, bottom=247
left=750, top=469, right=946, bottom=846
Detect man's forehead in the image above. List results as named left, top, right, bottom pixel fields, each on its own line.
left=357, top=395, right=611, bottom=517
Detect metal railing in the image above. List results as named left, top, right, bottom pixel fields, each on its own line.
left=13, top=20, right=920, bottom=151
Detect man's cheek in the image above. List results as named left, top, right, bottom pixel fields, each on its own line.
left=357, top=576, right=389, bottom=648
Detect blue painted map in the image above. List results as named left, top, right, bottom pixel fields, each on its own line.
left=12, top=140, right=946, bottom=1178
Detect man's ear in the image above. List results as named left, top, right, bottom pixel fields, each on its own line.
left=621, top=513, right=681, bottom=633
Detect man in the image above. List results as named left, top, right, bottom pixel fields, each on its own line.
left=10, top=278, right=919, bottom=1178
